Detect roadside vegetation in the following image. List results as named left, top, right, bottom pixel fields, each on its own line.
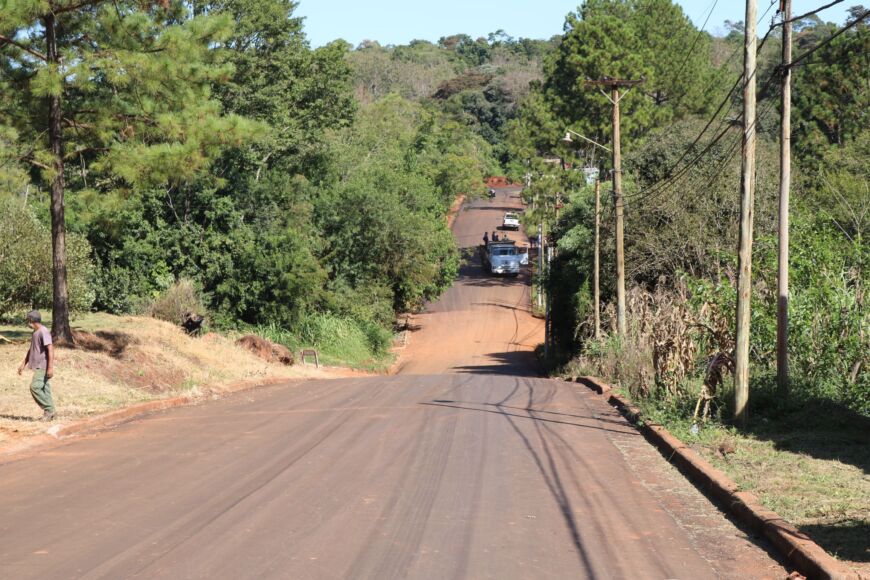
left=0, top=1, right=541, bottom=367
left=500, top=1, right=868, bottom=570
left=0, top=313, right=314, bottom=442
left=2, top=0, right=866, bottom=564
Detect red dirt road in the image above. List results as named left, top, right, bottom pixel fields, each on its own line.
left=0, top=189, right=787, bottom=579
left=398, top=186, right=543, bottom=375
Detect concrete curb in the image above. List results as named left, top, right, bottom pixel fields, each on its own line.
left=574, top=376, right=859, bottom=580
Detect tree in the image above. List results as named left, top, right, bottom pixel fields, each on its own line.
left=0, top=1, right=253, bottom=342
left=792, top=17, right=869, bottom=164
left=199, top=0, right=357, bottom=178
left=543, top=0, right=718, bottom=149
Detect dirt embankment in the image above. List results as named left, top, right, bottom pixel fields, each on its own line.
left=0, top=314, right=359, bottom=445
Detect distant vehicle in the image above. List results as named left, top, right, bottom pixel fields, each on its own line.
left=517, top=243, right=530, bottom=266
left=502, top=212, right=520, bottom=231
left=481, top=239, right=520, bottom=276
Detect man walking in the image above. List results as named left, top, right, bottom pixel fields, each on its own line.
left=17, top=311, right=56, bottom=421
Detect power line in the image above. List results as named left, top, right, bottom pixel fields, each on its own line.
left=790, top=47, right=870, bottom=67
left=785, top=8, right=869, bottom=69
left=668, top=0, right=777, bottom=112
left=674, top=0, right=720, bottom=75
left=623, top=21, right=781, bottom=203
left=623, top=93, right=780, bottom=213
left=617, top=0, right=835, bottom=207
left=622, top=78, right=783, bottom=209
left=772, top=0, right=848, bottom=28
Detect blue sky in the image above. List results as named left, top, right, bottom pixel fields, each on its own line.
left=296, top=1, right=854, bottom=48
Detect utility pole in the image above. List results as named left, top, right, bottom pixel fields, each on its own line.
left=734, top=0, right=758, bottom=426
left=585, top=78, right=644, bottom=339
left=545, top=245, right=553, bottom=359
left=537, top=223, right=544, bottom=310
left=560, top=131, right=609, bottom=340
left=777, top=0, right=792, bottom=396
left=594, top=178, right=601, bottom=340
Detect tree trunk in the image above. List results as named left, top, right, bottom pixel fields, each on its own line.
left=45, top=13, right=74, bottom=345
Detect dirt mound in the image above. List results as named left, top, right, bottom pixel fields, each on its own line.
left=73, top=330, right=139, bottom=358
left=235, top=335, right=294, bottom=365
left=485, top=176, right=512, bottom=187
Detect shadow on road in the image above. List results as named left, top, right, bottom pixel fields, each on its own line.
left=471, top=301, right=534, bottom=313
left=420, top=400, right=639, bottom=436
left=451, top=350, right=541, bottom=377
left=464, top=204, right=525, bottom=213
left=799, top=520, right=869, bottom=563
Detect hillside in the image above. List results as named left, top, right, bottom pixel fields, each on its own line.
left=0, top=314, right=359, bottom=445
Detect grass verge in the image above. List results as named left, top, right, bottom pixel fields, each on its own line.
left=612, top=386, right=870, bottom=575
left=253, top=314, right=395, bottom=373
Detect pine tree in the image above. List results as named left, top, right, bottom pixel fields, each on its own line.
left=543, top=0, right=717, bottom=149
left=0, top=1, right=255, bottom=342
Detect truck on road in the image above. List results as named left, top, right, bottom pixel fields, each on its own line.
left=481, top=239, right=520, bottom=276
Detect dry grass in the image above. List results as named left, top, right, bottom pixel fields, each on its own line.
left=0, top=313, right=341, bottom=444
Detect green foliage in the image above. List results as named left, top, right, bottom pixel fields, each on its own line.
left=1, top=1, right=257, bottom=197
left=793, top=20, right=869, bottom=165
left=544, top=59, right=868, bottom=418
left=146, top=279, right=208, bottom=325
left=23, top=6, right=496, bottom=362
left=542, top=0, right=719, bottom=150
left=255, top=314, right=393, bottom=371
left=347, top=32, right=556, bottom=165
left=0, top=196, right=95, bottom=317
left=203, top=0, right=357, bottom=177
left=317, top=96, right=467, bottom=313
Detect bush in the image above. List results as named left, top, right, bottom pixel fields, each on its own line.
left=254, top=312, right=393, bottom=370
left=0, top=196, right=95, bottom=318
left=297, top=314, right=392, bottom=359
left=146, top=279, right=207, bottom=325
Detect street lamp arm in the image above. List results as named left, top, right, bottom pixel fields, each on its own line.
left=562, top=129, right=612, bottom=153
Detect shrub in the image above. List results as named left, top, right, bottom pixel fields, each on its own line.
left=146, top=279, right=207, bottom=325
left=0, top=196, right=95, bottom=318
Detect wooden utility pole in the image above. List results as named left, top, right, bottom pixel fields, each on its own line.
left=585, top=78, right=644, bottom=339
left=734, top=0, right=758, bottom=426
left=777, top=0, right=792, bottom=395
left=538, top=223, right=544, bottom=310
left=594, top=178, right=601, bottom=340
left=612, top=89, right=627, bottom=339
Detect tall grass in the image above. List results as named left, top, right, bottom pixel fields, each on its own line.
left=254, top=313, right=393, bottom=371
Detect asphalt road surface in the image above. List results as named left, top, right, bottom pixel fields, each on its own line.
left=0, top=188, right=787, bottom=579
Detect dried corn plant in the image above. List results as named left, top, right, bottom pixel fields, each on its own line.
left=649, top=284, right=697, bottom=397
left=693, top=301, right=735, bottom=421
left=577, top=281, right=737, bottom=415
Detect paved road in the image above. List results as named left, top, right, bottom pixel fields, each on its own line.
left=0, top=189, right=786, bottom=579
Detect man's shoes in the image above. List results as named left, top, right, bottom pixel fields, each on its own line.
left=39, top=411, right=56, bottom=422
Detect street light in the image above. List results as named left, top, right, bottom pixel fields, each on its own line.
left=561, top=129, right=611, bottom=153
left=561, top=128, right=605, bottom=341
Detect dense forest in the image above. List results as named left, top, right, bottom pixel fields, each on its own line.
left=1, top=0, right=867, bottom=413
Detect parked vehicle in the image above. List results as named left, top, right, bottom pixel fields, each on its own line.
left=502, top=212, right=520, bottom=231
left=481, top=240, right=520, bottom=276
